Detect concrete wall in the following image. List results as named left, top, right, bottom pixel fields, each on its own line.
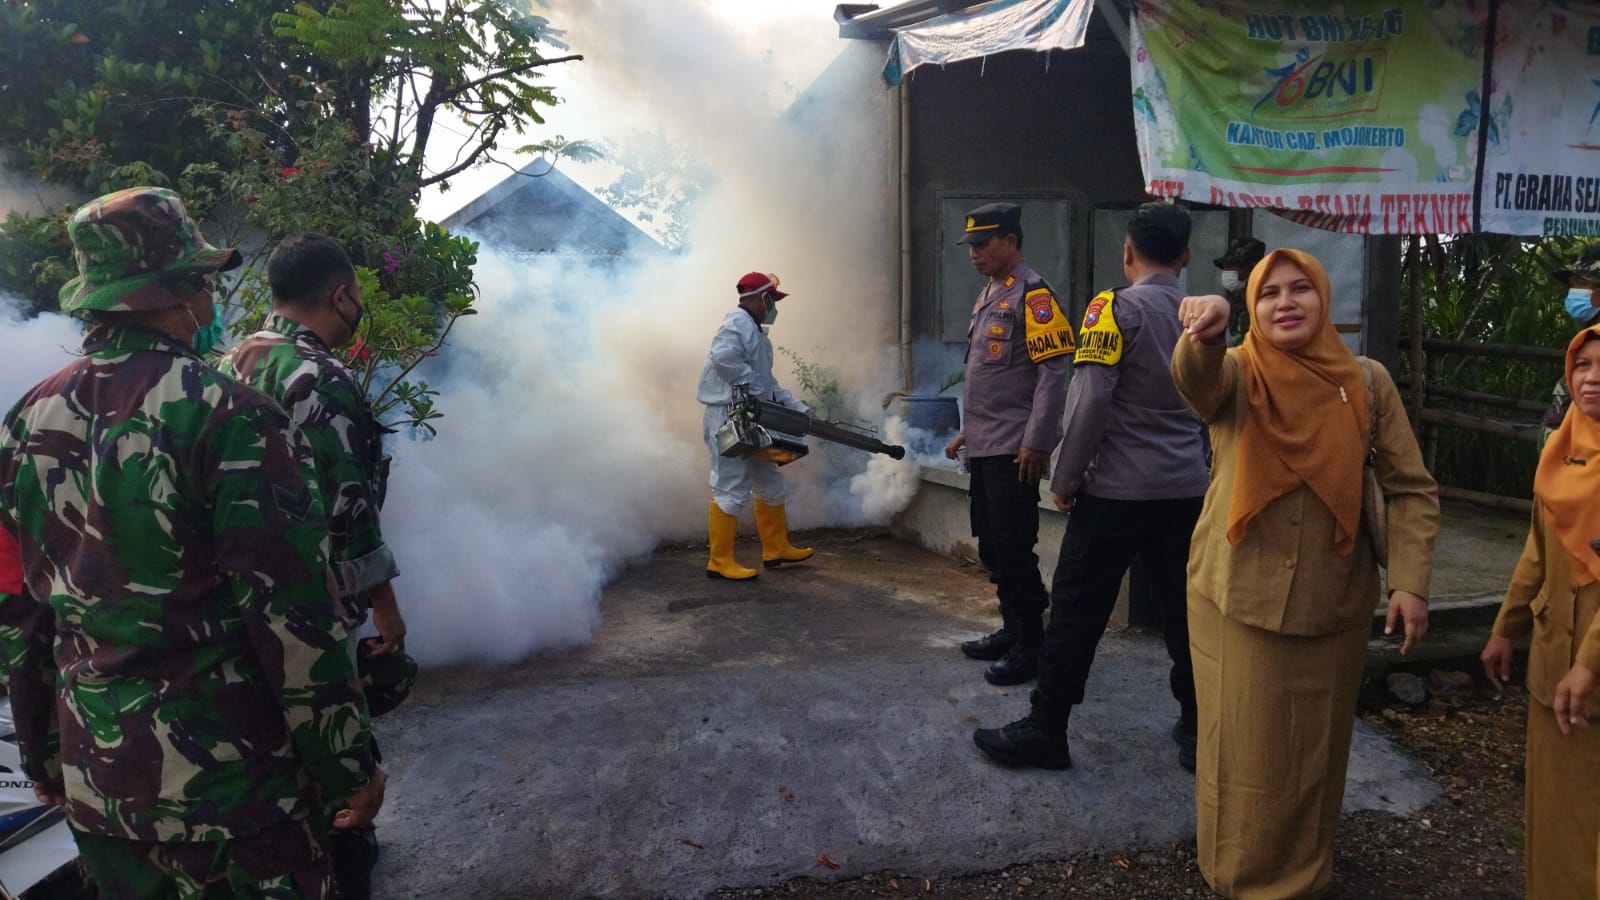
left=896, top=29, right=1402, bottom=374
left=905, top=32, right=1146, bottom=350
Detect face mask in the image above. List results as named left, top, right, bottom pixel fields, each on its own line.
left=189, top=302, right=224, bottom=356
left=339, top=286, right=365, bottom=335
left=1219, top=271, right=1242, bottom=292
left=1566, top=288, right=1597, bottom=325
left=761, top=302, right=778, bottom=326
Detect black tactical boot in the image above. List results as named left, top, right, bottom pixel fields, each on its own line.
left=983, top=641, right=1037, bottom=685
left=329, top=824, right=379, bottom=900
left=1172, top=719, right=1197, bottom=773
left=973, top=714, right=1072, bottom=770
left=961, top=627, right=1014, bottom=661
left=984, top=620, right=1041, bottom=685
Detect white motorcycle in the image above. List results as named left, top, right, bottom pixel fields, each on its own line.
left=0, top=698, right=81, bottom=900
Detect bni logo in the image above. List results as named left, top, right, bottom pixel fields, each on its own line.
left=1252, top=48, right=1389, bottom=121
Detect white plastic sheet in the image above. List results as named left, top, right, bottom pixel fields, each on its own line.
left=884, top=0, right=1095, bottom=85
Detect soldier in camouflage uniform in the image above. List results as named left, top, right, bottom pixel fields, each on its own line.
left=220, top=233, right=411, bottom=900
left=0, top=188, right=383, bottom=899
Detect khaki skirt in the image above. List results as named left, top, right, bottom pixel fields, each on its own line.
left=1525, top=697, right=1600, bottom=900
left=1189, top=594, right=1369, bottom=900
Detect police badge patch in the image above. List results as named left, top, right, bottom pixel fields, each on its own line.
left=1027, top=294, right=1054, bottom=324
left=1084, top=294, right=1108, bottom=328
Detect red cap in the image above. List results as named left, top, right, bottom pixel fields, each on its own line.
left=736, top=271, right=788, bottom=299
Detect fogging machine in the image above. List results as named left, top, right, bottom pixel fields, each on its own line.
left=715, top=384, right=906, bottom=465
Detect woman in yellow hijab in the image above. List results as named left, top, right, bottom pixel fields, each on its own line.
left=1482, top=323, right=1600, bottom=900
left=1172, top=248, right=1440, bottom=898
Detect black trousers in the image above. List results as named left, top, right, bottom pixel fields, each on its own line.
left=1031, top=493, right=1203, bottom=727
left=968, top=455, right=1048, bottom=631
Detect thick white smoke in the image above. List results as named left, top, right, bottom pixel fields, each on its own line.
left=1, top=174, right=87, bottom=406
left=382, top=4, right=917, bottom=664
left=0, top=5, right=923, bottom=667
left=0, top=299, right=81, bottom=410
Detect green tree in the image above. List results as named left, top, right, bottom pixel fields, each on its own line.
left=0, top=0, right=590, bottom=432
left=1399, top=234, right=1591, bottom=497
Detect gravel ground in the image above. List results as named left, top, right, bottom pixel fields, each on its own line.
left=709, top=664, right=1528, bottom=900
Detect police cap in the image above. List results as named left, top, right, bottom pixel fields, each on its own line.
left=957, top=203, right=1023, bottom=245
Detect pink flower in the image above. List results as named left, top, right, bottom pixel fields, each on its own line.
left=348, top=333, right=372, bottom=362
left=279, top=167, right=300, bottom=179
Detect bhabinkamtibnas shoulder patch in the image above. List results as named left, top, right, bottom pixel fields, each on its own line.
left=1075, top=289, right=1123, bottom=366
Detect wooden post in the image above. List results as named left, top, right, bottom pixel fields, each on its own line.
left=1406, top=237, right=1431, bottom=467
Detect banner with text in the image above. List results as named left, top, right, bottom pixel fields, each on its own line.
left=1132, top=2, right=1486, bottom=234
left=1479, top=0, right=1600, bottom=237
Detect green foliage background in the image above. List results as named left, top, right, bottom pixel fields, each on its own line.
left=0, top=0, right=591, bottom=432
left=1398, top=235, right=1594, bottom=498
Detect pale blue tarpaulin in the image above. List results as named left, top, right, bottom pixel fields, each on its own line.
left=882, top=0, right=1095, bottom=86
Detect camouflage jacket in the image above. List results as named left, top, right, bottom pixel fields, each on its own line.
left=0, top=325, right=373, bottom=842
left=221, top=315, right=396, bottom=610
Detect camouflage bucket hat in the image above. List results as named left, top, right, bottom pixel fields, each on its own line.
left=1554, top=243, right=1600, bottom=284
left=1214, top=236, right=1266, bottom=270
left=357, top=638, right=417, bottom=718
left=59, top=186, right=242, bottom=314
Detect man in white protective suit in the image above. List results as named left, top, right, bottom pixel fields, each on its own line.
left=695, top=270, right=815, bottom=581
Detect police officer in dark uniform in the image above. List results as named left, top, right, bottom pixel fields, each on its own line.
left=1215, top=236, right=1265, bottom=345
left=942, top=203, right=1075, bottom=685
left=973, top=202, right=1209, bottom=769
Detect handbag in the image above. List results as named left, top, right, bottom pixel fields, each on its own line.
left=1358, top=358, right=1388, bottom=568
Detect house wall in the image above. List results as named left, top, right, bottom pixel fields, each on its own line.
left=877, top=20, right=1400, bottom=628
left=905, top=39, right=1145, bottom=358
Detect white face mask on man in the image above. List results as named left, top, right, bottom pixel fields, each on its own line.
left=1219, top=271, right=1242, bottom=293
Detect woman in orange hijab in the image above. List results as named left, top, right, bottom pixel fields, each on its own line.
left=1482, top=323, right=1600, bottom=900
left=1172, top=248, right=1439, bottom=898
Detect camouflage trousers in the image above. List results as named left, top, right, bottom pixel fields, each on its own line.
left=71, top=817, right=332, bottom=900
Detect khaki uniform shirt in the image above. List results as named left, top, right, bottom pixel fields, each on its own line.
left=960, top=261, right=1074, bottom=457
left=1494, top=503, right=1600, bottom=712
left=1172, top=337, right=1439, bottom=636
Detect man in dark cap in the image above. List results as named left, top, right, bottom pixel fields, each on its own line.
left=943, top=203, right=1074, bottom=686
left=1214, top=236, right=1265, bottom=345
left=0, top=187, right=381, bottom=898
left=973, top=201, right=1209, bottom=772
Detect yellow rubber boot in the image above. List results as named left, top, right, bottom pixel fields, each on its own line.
left=754, top=500, right=814, bottom=568
left=707, top=501, right=759, bottom=581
